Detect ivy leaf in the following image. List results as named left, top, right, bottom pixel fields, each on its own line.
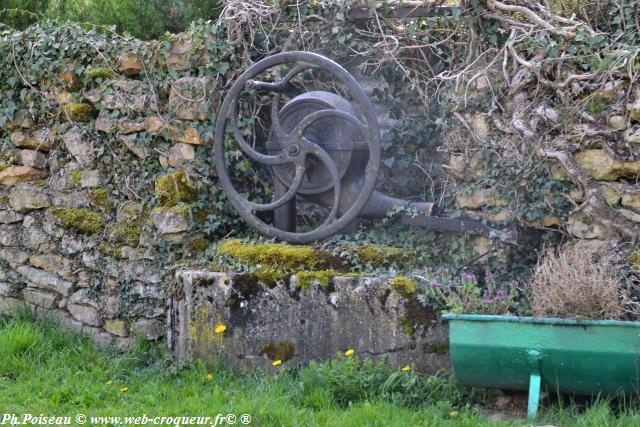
left=217, top=62, right=230, bottom=75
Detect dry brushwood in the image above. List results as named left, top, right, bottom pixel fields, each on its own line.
left=220, top=0, right=282, bottom=42
left=527, top=243, right=637, bottom=320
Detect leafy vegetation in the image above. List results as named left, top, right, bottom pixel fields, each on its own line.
left=0, top=0, right=222, bottom=39
left=2, top=311, right=640, bottom=425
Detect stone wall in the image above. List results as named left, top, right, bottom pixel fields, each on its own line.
left=441, top=80, right=640, bottom=258
left=0, top=29, right=224, bottom=346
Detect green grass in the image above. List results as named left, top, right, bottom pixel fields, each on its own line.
left=1, top=310, right=640, bottom=426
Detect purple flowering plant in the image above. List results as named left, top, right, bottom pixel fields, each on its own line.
left=415, top=268, right=519, bottom=314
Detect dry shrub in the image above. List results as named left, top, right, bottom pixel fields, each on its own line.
left=220, top=0, right=281, bottom=42
left=527, top=242, right=635, bottom=320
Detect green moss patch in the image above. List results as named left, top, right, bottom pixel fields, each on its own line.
left=218, top=239, right=331, bottom=271
left=260, top=341, right=295, bottom=361
left=183, top=237, right=210, bottom=258
left=427, top=342, right=449, bottom=356
left=295, top=270, right=338, bottom=289
left=88, top=188, right=112, bottom=211
left=52, top=207, right=104, bottom=234
left=87, top=67, right=115, bottom=80
left=98, top=242, right=120, bottom=257
left=69, top=170, right=82, bottom=187
left=399, top=316, right=416, bottom=340
left=630, top=251, right=640, bottom=270
left=253, top=269, right=286, bottom=284
left=155, top=170, right=199, bottom=206
left=390, top=276, right=417, bottom=299
left=356, top=245, right=410, bottom=264
left=108, top=224, right=141, bottom=246
left=63, top=103, right=97, bottom=122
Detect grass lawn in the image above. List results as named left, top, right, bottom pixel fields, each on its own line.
left=1, top=309, right=639, bottom=426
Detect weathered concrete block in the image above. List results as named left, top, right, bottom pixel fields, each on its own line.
left=168, top=271, right=450, bottom=375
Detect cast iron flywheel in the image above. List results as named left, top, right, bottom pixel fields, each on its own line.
left=213, top=51, right=381, bottom=244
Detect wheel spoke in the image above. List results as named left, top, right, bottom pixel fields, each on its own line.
left=246, top=159, right=306, bottom=211
left=229, top=106, right=288, bottom=166
left=304, top=141, right=342, bottom=223
left=270, top=64, right=316, bottom=140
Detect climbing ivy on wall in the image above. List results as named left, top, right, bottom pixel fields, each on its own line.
left=1, top=0, right=638, bottom=293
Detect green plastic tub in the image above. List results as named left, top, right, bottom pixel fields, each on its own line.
left=442, top=314, right=640, bottom=418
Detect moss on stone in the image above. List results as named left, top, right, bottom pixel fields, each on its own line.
left=260, top=341, right=295, bottom=361
left=390, top=276, right=417, bottom=299
left=69, top=170, right=82, bottom=187
left=63, top=102, right=97, bottom=122
left=89, top=188, right=112, bottom=210
left=353, top=244, right=411, bottom=266
left=87, top=67, right=115, bottom=80
left=399, top=316, right=416, bottom=340
left=52, top=207, right=104, bottom=234
left=429, top=342, right=449, bottom=356
left=193, top=207, right=220, bottom=224
left=629, top=251, right=640, bottom=270
left=154, top=205, right=191, bottom=220
left=253, top=269, right=286, bottom=284
left=184, top=237, right=210, bottom=257
left=109, top=224, right=141, bottom=246
left=155, top=170, right=199, bottom=206
left=218, top=239, right=331, bottom=271
left=231, top=273, right=262, bottom=300
left=295, top=270, right=338, bottom=289
left=98, top=242, right=119, bottom=257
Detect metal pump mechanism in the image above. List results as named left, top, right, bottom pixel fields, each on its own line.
left=214, top=51, right=515, bottom=244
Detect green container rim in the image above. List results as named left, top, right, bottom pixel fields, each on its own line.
left=441, top=313, right=640, bottom=328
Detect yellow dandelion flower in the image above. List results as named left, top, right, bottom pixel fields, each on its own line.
left=344, top=349, right=355, bottom=357
left=105, top=380, right=113, bottom=385
left=401, top=365, right=411, bottom=372
left=272, top=359, right=282, bottom=367
left=449, top=411, right=458, bottom=417
left=203, top=373, right=214, bottom=382
left=214, top=324, right=227, bottom=334
left=120, top=387, right=129, bottom=393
